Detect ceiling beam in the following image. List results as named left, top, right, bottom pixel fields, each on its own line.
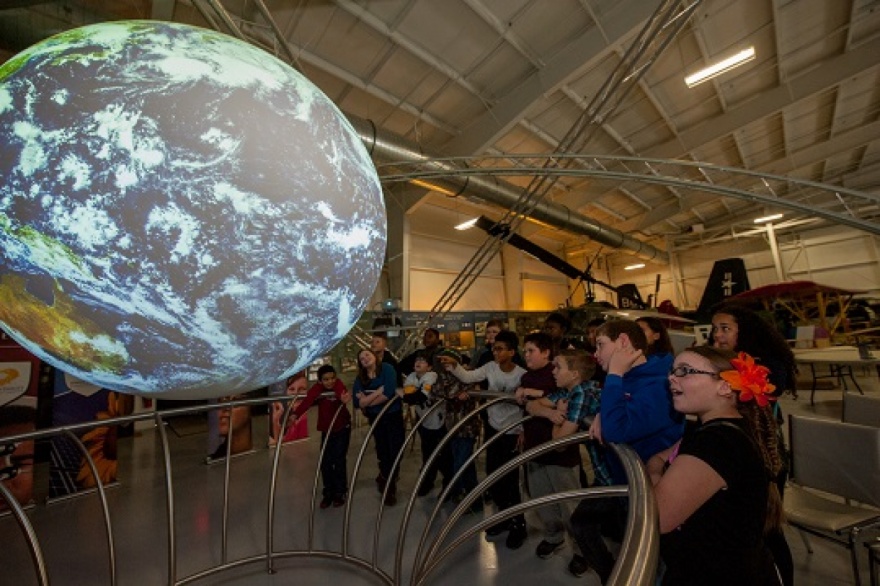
left=755, top=117, right=880, bottom=176
left=335, top=0, right=488, bottom=99
left=645, top=35, right=880, bottom=160
left=461, top=0, right=544, bottom=67
left=612, top=119, right=880, bottom=231
left=441, top=0, right=656, bottom=156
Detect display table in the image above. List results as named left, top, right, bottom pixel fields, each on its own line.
left=794, top=346, right=880, bottom=405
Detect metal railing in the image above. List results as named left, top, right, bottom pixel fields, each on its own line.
left=0, top=392, right=659, bottom=585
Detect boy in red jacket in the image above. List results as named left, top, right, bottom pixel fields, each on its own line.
left=292, top=365, right=352, bottom=508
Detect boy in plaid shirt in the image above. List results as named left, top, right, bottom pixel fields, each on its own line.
left=573, top=374, right=612, bottom=488
left=524, top=348, right=601, bottom=570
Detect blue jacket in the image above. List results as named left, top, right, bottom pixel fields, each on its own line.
left=600, top=353, right=683, bottom=481
left=353, top=362, right=401, bottom=418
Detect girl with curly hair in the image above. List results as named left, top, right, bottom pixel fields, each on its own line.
left=710, top=303, right=796, bottom=395
left=710, top=303, right=795, bottom=585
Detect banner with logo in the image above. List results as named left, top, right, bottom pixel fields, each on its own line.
left=49, top=372, right=133, bottom=499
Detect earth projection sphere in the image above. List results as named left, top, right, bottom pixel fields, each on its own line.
left=0, top=21, right=386, bottom=399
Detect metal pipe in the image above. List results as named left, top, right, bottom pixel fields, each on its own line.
left=345, top=115, right=670, bottom=264
left=370, top=395, right=406, bottom=570
left=412, top=396, right=531, bottom=573
left=154, top=411, right=176, bottom=586
left=414, top=432, right=659, bottom=586
left=392, top=398, right=448, bottom=581
left=63, top=429, right=117, bottom=586
left=266, top=391, right=302, bottom=572
left=307, top=397, right=347, bottom=551
left=0, top=481, right=49, bottom=585
left=607, top=442, right=660, bottom=586
left=341, top=394, right=402, bottom=566
left=0, top=393, right=660, bottom=586
left=415, top=487, right=628, bottom=586
left=204, top=0, right=248, bottom=40
left=251, top=0, right=300, bottom=67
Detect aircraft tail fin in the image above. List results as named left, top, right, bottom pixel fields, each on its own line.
left=695, top=258, right=750, bottom=317
left=617, top=284, right=647, bottom=310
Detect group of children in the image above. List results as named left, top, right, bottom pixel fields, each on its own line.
left=285, top=318, right=683, bottom=584
left=285, top=307, right=790, bottom=586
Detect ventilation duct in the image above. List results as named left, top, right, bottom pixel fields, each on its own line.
left=347, top=115, right=669, bottom=264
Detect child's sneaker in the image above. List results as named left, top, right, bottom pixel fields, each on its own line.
left=535, top=539, right=564, bottom=559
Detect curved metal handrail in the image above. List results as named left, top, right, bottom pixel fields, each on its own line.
left=0, top=393, right=659, bottom=586
left=379, top=154, right=880, bottom=235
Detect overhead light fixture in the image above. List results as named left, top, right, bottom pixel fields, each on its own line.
left=685, top=46, right=756, bottom=88
left=517, top=213, right=555, bottom=230
left=410, top=178, right=458, bottom=197
left=624, top=263, right=645, bottom=271
left=455, top=217, right=479, bottom=230
left=754, top=213, right=783, bottom=224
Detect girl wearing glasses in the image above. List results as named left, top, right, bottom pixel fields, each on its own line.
left=648, top=346, right=784, bottom=586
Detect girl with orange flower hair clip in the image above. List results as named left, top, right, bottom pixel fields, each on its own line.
left=710, top=303, right=794, bottom=586
left=646, top=346, right=784, bottom=586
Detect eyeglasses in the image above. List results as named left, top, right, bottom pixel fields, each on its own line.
left=669, top=365, right=718, bottom=378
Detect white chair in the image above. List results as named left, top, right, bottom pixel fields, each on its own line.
left=843, top=392, right=880, bottom=428
left=793, top=325, right=816, bottom=349
left=785, top=415, right=880, bottom=586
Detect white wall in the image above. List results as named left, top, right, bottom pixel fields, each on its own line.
left=593, top=225, right=880, bottom=311
left=399, top=200, right=880, bottom=312
left=779, top=227, right=880, bottom=292
left=404, top=204, right=570, bottom=311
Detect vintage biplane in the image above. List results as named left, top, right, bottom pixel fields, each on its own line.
left=731, top=280, right=865, bottom=340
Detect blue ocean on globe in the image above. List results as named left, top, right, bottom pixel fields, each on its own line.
left=0, top=21, right=386, bottom=399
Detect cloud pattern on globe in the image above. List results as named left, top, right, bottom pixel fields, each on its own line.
left=0, top=21, right=386, bottom=399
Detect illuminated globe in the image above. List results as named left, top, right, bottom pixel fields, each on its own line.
left=0, top=21, right=386, bottom=399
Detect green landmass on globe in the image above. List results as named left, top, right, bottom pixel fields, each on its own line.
left=0, top=274, right=128, bottom=372
left=0, top=21, right=386, bottom=399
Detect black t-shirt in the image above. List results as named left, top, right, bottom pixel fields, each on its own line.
left=660, top=418, right=776, bottom=586
left=379, top=351, right=402, bottom=387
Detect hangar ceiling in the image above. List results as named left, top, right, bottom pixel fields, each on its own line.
left=1, top=0, right=879, bottom=262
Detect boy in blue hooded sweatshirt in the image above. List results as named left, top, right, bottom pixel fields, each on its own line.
left=568, top=319, right=683, bottom=583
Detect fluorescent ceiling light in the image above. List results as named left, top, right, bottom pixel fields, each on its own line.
left=410, top=178, right=457, bottom=197
left=685, top=46, right=756, bottom=88
left=455, top=217, right=479, bottom=230
left=624, top=263, right=645, bottom=270
left=754, top=213, right=784, bottom=224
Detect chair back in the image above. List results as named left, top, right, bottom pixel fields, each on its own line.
left=788, top=414, right=880, bottom=509
left=843, top=393, right=880, bottom=428
left=693, top=324, right=713, bottom=346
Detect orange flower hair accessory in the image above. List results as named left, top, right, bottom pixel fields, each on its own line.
left=719, top=352, right=776, bottom=407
